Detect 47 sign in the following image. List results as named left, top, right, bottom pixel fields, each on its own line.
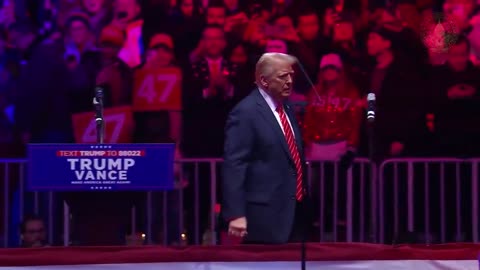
left=133, top=67, right=182, bottom=111
left=72, top=106, right=134, bottom=143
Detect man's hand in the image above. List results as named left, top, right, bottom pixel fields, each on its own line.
left=228, top=217, right=247, bottom=238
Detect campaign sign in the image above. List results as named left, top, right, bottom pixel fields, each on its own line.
left=133, top=67, right=182, bottom=111
left=27, top=143, right=175, bottom=191
left=72, top=106, right=134, bottom=144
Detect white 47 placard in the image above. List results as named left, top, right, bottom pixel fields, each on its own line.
left=72, top=106, right=134, bottom=143
left=133, top=67, right=182, bottom=111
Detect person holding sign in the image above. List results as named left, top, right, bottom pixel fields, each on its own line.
left=71, top=23, right=135, bottom=145
left=132, top=33, right=183, bottom=244
left=133, top=33, right=182, bottom=145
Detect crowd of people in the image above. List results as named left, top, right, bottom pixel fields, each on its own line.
left=0, top=0, right=480, bottom=246
left=0, top=0, right=478, bottom=159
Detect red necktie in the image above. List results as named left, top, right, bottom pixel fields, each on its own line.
left=276, top=106, right=304, bottom=201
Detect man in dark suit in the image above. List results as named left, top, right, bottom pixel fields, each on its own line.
left=222, top=53, right=309, bottom=244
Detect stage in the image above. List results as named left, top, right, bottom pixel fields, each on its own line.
left=0, top=243, right=478, bottom=269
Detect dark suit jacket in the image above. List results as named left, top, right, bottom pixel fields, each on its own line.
left=222, top=88, right=308, bottom=244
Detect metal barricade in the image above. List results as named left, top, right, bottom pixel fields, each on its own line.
left=141, top=158, right=222, bottom=246
left=3, top=157, right=480, bottom=247
left=0, top=159, right=58, bottom=248
left=65, top=158, right=223, bottom=246
left=468, top=158, right=480, bottom=243
left=1, top=158, right=224, bottom=248
left=306, top=158, right=375, bottom=243
left=378, top=158, right=475, bottom=244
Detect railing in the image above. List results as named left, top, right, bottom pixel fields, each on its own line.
left=1, top=157, right=479, bottom=247
left=379, top=158, right=480, bottom=244
left=306, top=158, right=375, bottom=242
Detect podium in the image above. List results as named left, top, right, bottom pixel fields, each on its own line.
left=27, top=143, right=175, bottom=245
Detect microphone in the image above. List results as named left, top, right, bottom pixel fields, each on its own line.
left=95, top=86, right=104, bottom=101
left=93, top=86, right=105, bottom=144
left=93, top=86, right=104, bottom=124
left=367, top=93, right=376, bottom=123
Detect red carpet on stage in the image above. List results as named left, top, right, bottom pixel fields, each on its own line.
left=0, top=243, right=479, bottom=269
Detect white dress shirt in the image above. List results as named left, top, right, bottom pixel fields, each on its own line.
left=258, top=88, right=295, bottom=137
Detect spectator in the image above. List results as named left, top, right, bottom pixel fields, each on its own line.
left=303, top=53, right=362, bottom=160
left=96, top=24, right=132, bottom=106
left=290, top=9, right=327, bottom=94
left=135, top=33, right=180, bottom=143
left=19, top=215, right=47, bottom=248
left=182, top=25, right=241, bottom=243
left=325, top=13, right=370, bottom=90
left=443, top=0, right=476, bottom=33
left=0, top=0, right=16, bottom=30
left=183, top=24, right=239, bottom=157
left=115, top=0, right=143, bottom=68
left=242, top=2, right=271, bottom=47
left=63, top=13, right=100, bottom=113
left=131, top=33, right=184, bottom=245
left=205, top=1, right=227, bottom=26
left=169, top=0, right=204, bottom=60
left=14, top=19, right=74, bottom=144
left=81, top=0, right=112, bottom=37
left=223, top=0, right=243, bottom=15
left=302, top=53, right=363, bottom=236
left=269, top=14, right=300, bottom=43
left=64, top=12, right=96, bottom=58
left=265, top=38, right=288, bottom=53
left=428, top=35, right=480, bottom=156
left=225, top=41, right=253, bottom=100
left=361, top=23, right=427, bottom=160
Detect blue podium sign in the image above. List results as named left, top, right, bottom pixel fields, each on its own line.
left=27, top=143, right=175, bottom=191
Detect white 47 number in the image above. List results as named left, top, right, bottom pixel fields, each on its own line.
left=82, top=113, right=126, bottom=143
left=138, top=74, right=177, bottom=103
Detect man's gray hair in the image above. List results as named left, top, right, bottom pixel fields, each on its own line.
left=255, top=53, right=297, bottom=82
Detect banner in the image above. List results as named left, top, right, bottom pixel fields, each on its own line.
left=133, top=67, right=182, bottom=111
left=27, top=143, right=175, bottom=191
left=72, top=106, right=134, bottom=143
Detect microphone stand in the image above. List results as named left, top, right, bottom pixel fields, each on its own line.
left=93, top=96, right=104, bottom=144
left=367, top=119, right=376, bottom=242
left=366, top=93, right=376, bottom=243
left=293, top=59, right=314, bottom=270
